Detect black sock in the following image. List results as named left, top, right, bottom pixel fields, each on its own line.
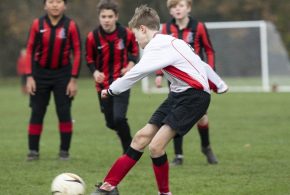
left=173, top=135, right=183, bottom=155
left=198, top=127, right=210, bottom=147
left=28, top=134, right=40, bottom=152
left=60, top=132, right=72, bottom=151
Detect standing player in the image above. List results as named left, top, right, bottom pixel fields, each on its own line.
left=86, top=0, right=139, bottom=154
left=25, top=0, right=81, bottom=160
left=156, top=0, right=224, bottom=165
left=92, top=5, right=219, bottom=195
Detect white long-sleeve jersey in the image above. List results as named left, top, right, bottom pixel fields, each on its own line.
left=109, top=34, right=210, bottom=95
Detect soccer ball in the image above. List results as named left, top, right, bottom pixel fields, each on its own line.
left=51, top=173, right=85, bottom=195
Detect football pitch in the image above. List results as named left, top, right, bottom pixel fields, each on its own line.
left=0, top=78, right=289, bottom=195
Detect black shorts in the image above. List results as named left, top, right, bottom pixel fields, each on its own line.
left=30, top=65, right=72, bottom=109
left=148, top=88, right=210, bottom=136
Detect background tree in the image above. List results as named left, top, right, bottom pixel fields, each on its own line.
left=0, top=0, right=289, bottom=77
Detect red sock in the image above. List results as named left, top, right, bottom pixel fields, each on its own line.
left=104, top=147, right=143, bottom=186
left=152, top=154, right=170, bottom=193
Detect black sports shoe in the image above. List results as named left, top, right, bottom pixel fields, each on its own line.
left=27, top=150, right=39, bottom=161
left=59, top=150, right=70, bottom=160
left=201, top=146, right=218, bottom=164
left=91, top=183, right=119, bottom=195
left=170, top=157, right=183, bottom=166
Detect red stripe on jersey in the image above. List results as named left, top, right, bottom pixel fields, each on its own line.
left=98, top=33, right=110, bottom=90
left=39, top=20, right=50, bottom=67
left=69, top=21, right=82, bottom=77
left=164, top=65, right=204, bottom=90
left=25, top=19, right=38, bottom=75
left=195, top=23, right=215, bottom=67
left=51, top=27, right=63, bottom=69
left=85, top=32, right=96, bottom=66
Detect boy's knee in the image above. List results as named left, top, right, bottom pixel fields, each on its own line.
left=148, top=143, right=162, bottom=157
left=131, top=131, right=149, bottom=150
left=198, top=115, right=208, bottom=125
left=105, top=117, right=127, bottom=130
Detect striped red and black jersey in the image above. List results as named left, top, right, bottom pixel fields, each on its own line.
left=25, top=15, right=81, bottom=78
left=161, top=17, right=215, bottom=68
left=86, top=23, right=139, bottom=91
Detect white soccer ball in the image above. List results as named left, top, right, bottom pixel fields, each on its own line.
left=51, top=173, right=85, bottom=195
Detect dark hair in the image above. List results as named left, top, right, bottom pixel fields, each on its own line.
left=97, top=0, right=119, bottom=15
left=43, top=0, right=67, bottom=4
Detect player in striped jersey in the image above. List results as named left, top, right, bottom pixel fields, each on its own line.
left=92, top=5, right=219, bottom=195
left=25, top=0, right=81, bottom=161
left=86, top=0, right=139, bottom=154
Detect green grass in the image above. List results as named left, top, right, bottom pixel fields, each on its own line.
left=0, top=78, right=290, bottom=195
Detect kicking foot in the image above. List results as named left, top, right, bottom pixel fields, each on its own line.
left=91, top=182, right=119, bottom=195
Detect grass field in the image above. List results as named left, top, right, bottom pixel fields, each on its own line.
left=0, top=78, right=290, bottom=195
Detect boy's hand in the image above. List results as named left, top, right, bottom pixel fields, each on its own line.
left=121, top=61, right=135, bottom=75
left=66, top=78, right=78, bottom=98
left=93, top=70, right=105, bottom=83
left=101, top=89, right=108, bottom=99
left=155, top=75, right=163, bottom=88
left=26, top=76, right=36, bottom=95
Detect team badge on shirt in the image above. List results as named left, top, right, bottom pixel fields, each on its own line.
left=186, top=32, right=194, bottom=43
left=58, top=28, right=66, bottom=39
left=117, top=39, right=125, bottom=50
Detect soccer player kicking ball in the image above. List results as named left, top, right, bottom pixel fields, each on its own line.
left=92, top=5, right=222, bottom=195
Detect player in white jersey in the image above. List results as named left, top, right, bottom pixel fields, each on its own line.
left=92, top=5, right=222, bottom=195
left=155, top=0, right=228, bottom=166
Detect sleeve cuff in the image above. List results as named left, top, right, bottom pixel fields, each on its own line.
left=107, top=89, right=116, bottom=96
left=128, top=55, right=138, bottom=64
left=87, top=63, right=97, bottom=74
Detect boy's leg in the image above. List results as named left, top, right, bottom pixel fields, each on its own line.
left=54, top=77, right=73, bottom=159
left=27, top=80, right=51, bottom=160
left=97, top=92, right=132, bottom=154
left=171, top=136, right=184, bottom=166
left=197, top=115, right=218, bottom=164
left=97, top=124, right=159, bottom=192
left=149, top=124, right=176, bottom=194
left=113, top=90, right=132, bottom=153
